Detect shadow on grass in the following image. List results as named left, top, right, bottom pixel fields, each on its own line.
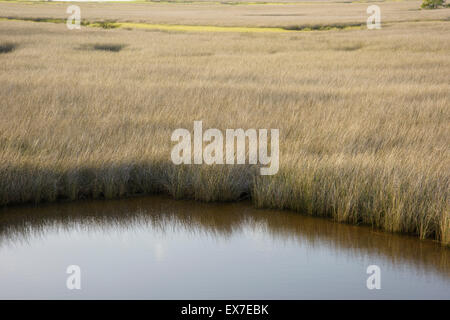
left=78, top=43, right=127, bottom=52
left=0, top=42, right=16, bottom=54
left=283, top=23, right=363, bottom=31
left=333, top=42, right=365, bottom=51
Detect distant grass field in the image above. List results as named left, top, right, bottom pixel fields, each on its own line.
left=0, top=1, right=449, bottom=245
left=1, top=0, right=450, bottom=28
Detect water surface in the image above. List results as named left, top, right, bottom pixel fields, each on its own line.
left=0, top=196, right=449, bottom=299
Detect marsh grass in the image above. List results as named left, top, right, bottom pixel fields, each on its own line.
left=2, top=0, right=449, bottom=30
left=0, top=2, right=449, bottom=245
left=332, top=41, right=365, bottom=51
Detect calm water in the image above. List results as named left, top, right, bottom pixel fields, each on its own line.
left=0, top=196, right=448, bottom=299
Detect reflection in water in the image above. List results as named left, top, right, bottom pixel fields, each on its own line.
left=0, top=196, right=449, bottom=299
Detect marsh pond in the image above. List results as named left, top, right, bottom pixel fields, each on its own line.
left=0, top=196, right=448, bottom=299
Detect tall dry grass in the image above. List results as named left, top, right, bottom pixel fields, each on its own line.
left=0, top=2, right=449, bottom=244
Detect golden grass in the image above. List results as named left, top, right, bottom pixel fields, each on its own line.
left=1, top=0, right=450, bottom=28
left=0, top=16, right=365, bottom=32
left=0, top=1, right=449, bottom=245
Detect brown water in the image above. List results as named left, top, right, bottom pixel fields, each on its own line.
left=0, top=196, right=449, bottom=299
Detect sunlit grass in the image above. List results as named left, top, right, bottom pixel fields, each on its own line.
left=0, top=1, right=449, bottom=245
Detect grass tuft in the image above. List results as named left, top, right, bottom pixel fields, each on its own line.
left=283, top=23, right=363, bottom=31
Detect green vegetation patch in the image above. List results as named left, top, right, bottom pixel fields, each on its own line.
left=421, top=0, right=448, bottom=9
left=283, top=23, right=363, bottom=31
left=90, top=20, right=120, bottom=29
